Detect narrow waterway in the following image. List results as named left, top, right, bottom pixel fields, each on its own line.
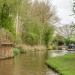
left=0, top=50, right=58, bottom=75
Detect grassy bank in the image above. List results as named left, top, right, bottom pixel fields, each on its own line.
left=47, top=53, right=75, bottom=75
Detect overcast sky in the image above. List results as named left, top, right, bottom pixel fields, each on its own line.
left=51, top=0, right=74, bottom=25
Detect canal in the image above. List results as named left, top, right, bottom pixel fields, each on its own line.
left=0, top=50, right=58, bottom=75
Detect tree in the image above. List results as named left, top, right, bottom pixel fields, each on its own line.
left=31, top=0, right=57, bottom=24
left=43, top=24, right=54, bottom=48
left=73, top=0, right=75, bottom=14
left=0, top=1, right=15, bottom=36
left=22, top=17, right=43, bottom=45
left=56, top=23, right=75, bottom=45
left=30, top=0, right=55, bottom=45
left=21, top=0, right=55, bottom=46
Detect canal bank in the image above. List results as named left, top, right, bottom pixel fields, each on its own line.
left=46, top=53, right=75, bottom=75
left=45, top=62, right=62, bottom=75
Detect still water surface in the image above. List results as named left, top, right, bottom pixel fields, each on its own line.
left=0, top=51, right=58, bottom=75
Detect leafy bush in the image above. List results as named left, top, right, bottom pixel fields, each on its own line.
left=13, top=48, right=21, bottom=56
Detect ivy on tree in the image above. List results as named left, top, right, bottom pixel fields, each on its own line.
left=0, top=1, right=15, bottom=35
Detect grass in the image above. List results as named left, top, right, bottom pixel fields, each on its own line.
left=47, top=53, right=75, bottom=75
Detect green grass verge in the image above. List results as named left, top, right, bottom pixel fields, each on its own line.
left=47, top=53, right=75, bottom=75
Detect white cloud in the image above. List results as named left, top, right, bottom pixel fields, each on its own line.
left=51, top=0, right=74, bottom=25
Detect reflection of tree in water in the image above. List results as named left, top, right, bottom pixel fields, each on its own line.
left=0, top=59, right=14, bottom=75
left=14, top=51, right=47, bottom=75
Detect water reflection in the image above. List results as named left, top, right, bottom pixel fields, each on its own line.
left=0, top=59, right=14, bottom=75
left=0, top=50, right=58, bottom=75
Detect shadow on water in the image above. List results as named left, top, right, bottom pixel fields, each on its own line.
left=0, top=50, right=58, bottom=75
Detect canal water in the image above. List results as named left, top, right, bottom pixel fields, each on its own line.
left=0, top=51, right=58, bottom=75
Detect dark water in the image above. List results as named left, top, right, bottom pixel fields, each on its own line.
left=0, top=51, right=58, bottom=75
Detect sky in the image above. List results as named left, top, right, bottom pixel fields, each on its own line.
left=51, top=0, right=74, bottom=26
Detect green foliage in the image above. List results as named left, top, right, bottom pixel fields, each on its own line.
left=0, top=1, right=16, bottom=36
left=43, top=24, right=54, bottom=47
left=73, top=0, right=75, bottom=13
left=21, top=0, right=55, bottom=46
left=64, top=38, right=70, bottom=45
left=13, top=48, right=21, bottom=56
left=22, top=15, right=54, bottom=46
left=53, top=34, right=65, bottom=46
left=23, top=33, right=39, bottom=45
left=22, top=17, right=42, bottom=45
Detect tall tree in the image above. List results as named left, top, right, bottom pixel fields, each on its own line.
left=30, top=0, right=55, bottom=46
left=31, top=0, right=56, bottom=24
left=0, top=1, right=15, bottom=35
left=73, top=0, right=75, bottom=13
